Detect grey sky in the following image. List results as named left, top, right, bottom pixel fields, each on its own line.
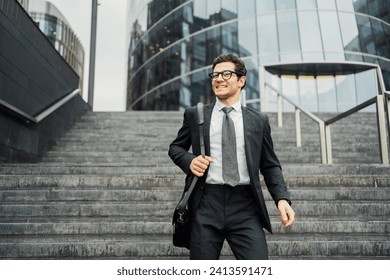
left=48, top=0, right=127, bottom=111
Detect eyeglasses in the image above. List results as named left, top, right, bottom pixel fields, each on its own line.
left=208, top=70, right=239, bottom=80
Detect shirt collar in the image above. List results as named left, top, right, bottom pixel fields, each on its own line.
left=215, top=99, right=242, bottom=112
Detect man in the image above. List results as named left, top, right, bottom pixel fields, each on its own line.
left=169, top=53, right=295, bottom=260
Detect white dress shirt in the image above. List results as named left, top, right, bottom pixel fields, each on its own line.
left=206, top=99, right=251, bottom=186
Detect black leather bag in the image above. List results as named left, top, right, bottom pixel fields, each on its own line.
left=172, top=102, right=205, bottom=249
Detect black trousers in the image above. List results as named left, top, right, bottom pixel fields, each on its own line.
left=190, top=184, right=268, bottom=260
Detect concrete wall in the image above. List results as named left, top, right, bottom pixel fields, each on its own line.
left=0, top=0, right=90, bottom=162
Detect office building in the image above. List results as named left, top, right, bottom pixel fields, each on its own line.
left=126, top=0, right=390, bottom=113
left=22, top=0, right=85, bottom=97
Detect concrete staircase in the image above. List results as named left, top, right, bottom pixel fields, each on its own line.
left=0, top=111, right=389, bottom=259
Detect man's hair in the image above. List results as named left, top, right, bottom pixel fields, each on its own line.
left=212, top=53, right=247, bottom=77
left=212, top=54, right=247, bottom=89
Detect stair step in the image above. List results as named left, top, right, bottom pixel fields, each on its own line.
left=1, top=173, right=389, bottom=188
left=0, top=201, right=388, bottom=217
left=0, top=219, right=388, bottom=236
left=0, top=234, right=388, bottom=259
left=1, top=111, right=388, bottom=260
left=1, top=185, right=390, bottom=202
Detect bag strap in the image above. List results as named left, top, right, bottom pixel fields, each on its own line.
left=176, top=102, right=205, bottom=210
left=197, top=102, right=205, bottom=156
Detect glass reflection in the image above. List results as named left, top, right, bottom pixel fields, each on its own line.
left=336, top=0, right=354, bottom=11
left=339, top=12, right=361, bottom=52
left=356, top=15, right=377, bottom=55
left=299, top=76, right=318, bottom=112
left=127, top=0, right=390, bottom=111
left=355, top=69, right=376, bottom=103
left=318, top=11, right=344, bottom=60
left=238, top=0, right=255, bottom=17
left=276, top=0, right=296, bottom=10
left=296, top=0, right=317, bottom=9
left=258, top=14, right=278, bottom=58
left=317, top=0, right=336, bottom=10
left=281, top=75, right=298, bottom=112
left=298, top=11, right=323, bottom=60
left=221, top=0, right=237, bottom=16
left=317, top=76, right=337, bottom=112
left=238, top=18, right=257, bottom=57
left=257, top=0, right=275, bottom=13
left=277, top=12, right=301, bottom=55
left=336, top=75, right=357, bottom=111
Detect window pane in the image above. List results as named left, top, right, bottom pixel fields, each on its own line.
left=258, top=14, right=278, bottom=57
left=318, top=11, right=344, bottom=59
left=299, top=76, right=318, bottom=112
left=242, top=57, right=259, bottom=110
left=339, top=12, right=361, bottom=52
left=296, top=0, right=317, bottom=9
left=379, top=59, right=390, bottom=89
left=371, top=19, right=386, bottom=58
left=282, top=75, right=297, bottom=112
left=298, top=11, right=323, bottom=52
left=190, top=32, right=207, bottom=70
left=353, top=0, right=368, bottom=13
left=222, top=0, right=238, bottom=15
left=317, top=0, right=336, bottom=10
left=367, top=0, right=380, bottom=17
left=238, top=0, right=255, bottom=17
left=258, top=0, right=275, bottom=13
left=336, top=75, right=356, bottom=111
left=222, top=22, right=239, bottom=53
left=238, top=18, right=257, bottom=56
left=382, top=23, right=390, bottom=58
left=336, top=0, right=354, bottom=11
left=262, top=71, right=280, bottom=112
left=355, top=69, right=377, bottom=103
left=206, top=27, right=222, bottom=61
left=276, top=0, right=296, bottom=10
left=317, top=76, right=337, bottom=112
left=207, top=0, right=221, bottom=18
left=277, top=12, right=301, bottom=53
left=356, top=15, right=377, bottom=55
left=194, top=0, right=207, bottom=19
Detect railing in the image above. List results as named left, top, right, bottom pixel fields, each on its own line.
left=0, top=89, right=80, bottom=123
left=262, top=67, right=389, bottom=165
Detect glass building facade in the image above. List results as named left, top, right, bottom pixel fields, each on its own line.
left=22, top=0, right=85, bottom=97
left=126, top=0, right=390, bottom=112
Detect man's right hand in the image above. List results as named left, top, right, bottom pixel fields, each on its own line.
left=190, top=155, right=213, bottom=177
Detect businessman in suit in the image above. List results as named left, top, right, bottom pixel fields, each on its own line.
left=169, top=54, right=295, bottom=260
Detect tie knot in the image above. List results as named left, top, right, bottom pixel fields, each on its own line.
left=222, top=106, right=234, bottom=115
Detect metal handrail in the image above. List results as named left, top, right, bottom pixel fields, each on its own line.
left=265, top=82, right=328, bottom=164
left=264, top=75, right=389, bottom=164
left=0, top=89, right=80, bottom=123
left=385, top=91, right=390, bottom=127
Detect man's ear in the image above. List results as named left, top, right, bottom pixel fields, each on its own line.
left=239, top=76, right=246, bottom=88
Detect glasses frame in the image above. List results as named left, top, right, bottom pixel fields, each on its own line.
left=208, top=70, right=240, bottom=81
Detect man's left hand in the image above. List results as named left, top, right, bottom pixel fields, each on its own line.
left=277, top=200, right=295, bottom=227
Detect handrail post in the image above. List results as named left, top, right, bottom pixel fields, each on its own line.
left=277, top=95, right=283, bottom=127
left=325, top=124, right=333, bottom=164
left=376, top=94, right=389, bottom=164
left=295, top=108, right=301, bottom=147
left=319, top=122, right=328, bottom=164
left=259, top=66, right=266, bottom=112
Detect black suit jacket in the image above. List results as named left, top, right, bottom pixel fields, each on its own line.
left=168, top=103, right=290, bottom=233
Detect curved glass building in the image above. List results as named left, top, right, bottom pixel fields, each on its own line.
left=126, top=0, right=390, bottom=112
left=27, top=0, right=85, bottom=97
